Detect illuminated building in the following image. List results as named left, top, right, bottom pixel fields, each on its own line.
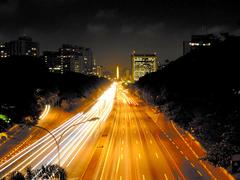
left=44, top=44, right=94, bottom=74
left=131, top=51, right=157, bottom=82
left=59, top=44, right=80, bottom=73
left=0, top=42, right=10, bottom=59
left=43, top=51, right=62, bottom=73
left=183, top=34, right=216, bottom=55
left=8, top=36, right=39, bottom=57
left=60, top=45, right=94, bottom=74
left=96, top=65, right=103, bottom=77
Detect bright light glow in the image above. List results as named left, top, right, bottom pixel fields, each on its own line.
left=0, top=83, right=117, bottom=178
left=39, top=105, right=50, bottom=120
left=116, top=66, right=119, bottom=80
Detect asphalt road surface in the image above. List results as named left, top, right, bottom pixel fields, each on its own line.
left=84, top=83, right=233, bottom=180
left=0, top=83, right=116, bottom=179
left=0, top=83, right=233, bottom=179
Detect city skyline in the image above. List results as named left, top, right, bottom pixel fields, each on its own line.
left=0, top=1, right=240, bottom=179
left=1, top=0, right=240, bottom=70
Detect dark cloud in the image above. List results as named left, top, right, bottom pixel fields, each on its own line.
left=0, top=0, right=240, bottom=70
left=87, top=23, right=108, bottom=34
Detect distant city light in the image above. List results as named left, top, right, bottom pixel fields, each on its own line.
left=116, top=65, right=119, bottom=80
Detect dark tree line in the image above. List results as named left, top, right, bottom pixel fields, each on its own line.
left=5, top=164, right=66, bottom=180
left=135, top=35, right=240, bottom=169
left=0, top=56, right=109, bottom=131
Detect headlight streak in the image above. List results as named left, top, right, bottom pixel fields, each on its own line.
left=0, top=112, right=84, bottom=173
left=0, top=83, right=116, bottom=178
left=39, top=105, right=50, bottom=120
left=23, top=112, right=96, bottom=171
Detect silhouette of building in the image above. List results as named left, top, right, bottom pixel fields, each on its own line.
left=131, top=51, right=157, bottom=82
left=183, top=34, right=216, bottom=55
left=43, top=51, right=61, bottom=73
left=123, top=68, right=131, bottom=81
left=83, top=48, right=94, bottom=75
left=8, top=36, right=39, bottom=57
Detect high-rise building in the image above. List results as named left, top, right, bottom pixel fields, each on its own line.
left=44, top=44, right=94, bottom=74
left=96, top=65, right=103, bottom=77
left=123, top=68, right=131, bottom=81
left=43, top=51, right=62, bottom=73
left=60, top=45, right=94, bottom=74
left=82, top=48, right=94, bottom=75
left=59, top=44, right=83, bottom=73
left=131, top=51, right=157, bottom=82
left=183, top=34, right=215, bottom=55
left=0, top=42, right=10, bottom=59
left=9, top=36, right=39, bottom=57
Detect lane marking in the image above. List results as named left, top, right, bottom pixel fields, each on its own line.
left=142, top=174, right=146, bottom=180
left=138, top=153, right=141, bottom=159
left=119, top=176, right=122, bottom=180
left=172, top=142, right=175, bottom=145
left=155, top=152, right=159, bottom=159
left=164, top=173, right=169, bottom=180
left=185, top=156, right=189, bottom=160
left=150, top=140, right=153, bottom=144
left=116, top=157, right=120, bottom=174
left=176, top=146, right=179, bottom=149
left=170, top=121, right=217, bottom=179
left=157, top=136, right=186, bottom=180
left=122, top=140, right=124, bottom=145
left=180, top=151, right=184, bottom=155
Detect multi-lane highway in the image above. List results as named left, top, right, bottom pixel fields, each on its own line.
left=0, top=82, right=234, bottom=179
left=0, top=83, right=116, bottom=178
left=84, top=84, right=233, bottom=180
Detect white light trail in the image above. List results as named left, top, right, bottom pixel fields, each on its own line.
left=39, top=105, right=50, bottom=120
left=0, top=83, right=117, bottom=178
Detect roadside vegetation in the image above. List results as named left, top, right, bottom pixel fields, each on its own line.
left=5, top=164, right=66, bottom=180
left=0, top=56, right=109, bottom=133
left=134, top=34, right=240, bottom=169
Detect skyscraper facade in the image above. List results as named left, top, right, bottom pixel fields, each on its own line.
left=131, top=51, right=157, bottom=82
left=44, top=44, right=94, bottom=75
left=9, top=36, right=39, bottom=57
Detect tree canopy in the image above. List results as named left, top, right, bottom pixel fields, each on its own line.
left=135, top=35, right=240, bottom=168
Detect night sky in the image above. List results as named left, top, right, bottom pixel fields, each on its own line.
left=0, top=0, right=240, bottom=71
